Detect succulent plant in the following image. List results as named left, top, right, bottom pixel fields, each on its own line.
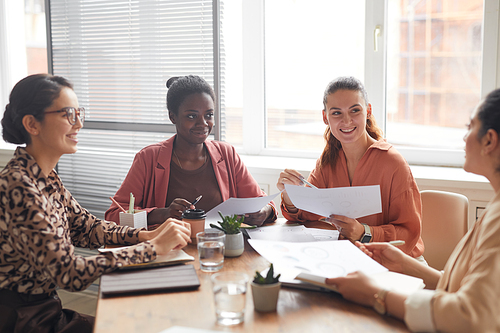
left=210, top=211, right=256, bottom=234
left=253, top=263, right=281, bottom=284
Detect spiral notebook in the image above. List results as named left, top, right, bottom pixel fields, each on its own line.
left=100, top=264, right=200, bottom=297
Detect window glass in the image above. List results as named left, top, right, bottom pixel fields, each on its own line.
left=221, top=0, right=243, bottom=146
left=264, top=0, right=366, bottom=152
left=385, top=0, right=483, bottom=150
left=25, top=0, right=48, bottom=75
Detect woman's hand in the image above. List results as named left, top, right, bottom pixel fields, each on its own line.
left=277, top=169, right=308, bottom=207
left=327, top=214, right=365, bottom=241
left=148, top=198, right=194, bottom=224
left=243, top=204, right=273, bottom=226
left=148, top=219, right=191, bottom=256
left=356, top=241, right=409, bottom=274
left=326, top=271, right=380, bottom=308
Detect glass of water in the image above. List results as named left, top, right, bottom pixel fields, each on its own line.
left=211, top=272, right=248, bottom=326
left=196, top=230, right=225, bottom=272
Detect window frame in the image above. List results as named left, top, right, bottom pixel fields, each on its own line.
left=239, top=0, right=500, bottom=167
left=0, top=0, right=499, bottom=167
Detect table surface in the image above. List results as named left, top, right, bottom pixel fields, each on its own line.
left=94, top=222, right=410, bottom=333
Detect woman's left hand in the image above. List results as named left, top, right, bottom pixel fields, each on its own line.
left=328, top=214, right=365, bottom=242
left=242, top=204, right=273, bottom=226
left=326, top=271, right=380, bottom=308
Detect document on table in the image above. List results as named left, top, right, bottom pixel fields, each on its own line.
left=246, top=225, right=339, bottom=242
left=249, top=239, right=425, bottom=294
left=249, top=239, right=387, bottom=278
left=284, top=184, right=382, bottom=218
left=205, top=192, right=281, bottom=228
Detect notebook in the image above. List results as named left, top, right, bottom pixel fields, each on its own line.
left=100, top=264, right=200, bottom=297
left=98, top=248, right=194, bottom=271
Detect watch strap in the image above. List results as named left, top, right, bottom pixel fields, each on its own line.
left=360, top=223, right=372, bottom=243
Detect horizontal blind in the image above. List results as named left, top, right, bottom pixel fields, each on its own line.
left=49, top=0, right=218, bottom=219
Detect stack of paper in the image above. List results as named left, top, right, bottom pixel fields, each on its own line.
left=249, top=239, right=424, bottom=294
left=246, top=225, right=339, bottom=242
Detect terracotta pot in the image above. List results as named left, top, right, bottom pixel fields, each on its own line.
left=224, top=232, right=244, bottom=257
left=251, top=281, right=281, bottom=312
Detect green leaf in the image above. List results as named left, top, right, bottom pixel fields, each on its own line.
left=253, top=263, right=280, bottom=284
left=213, top=211, right=244, bottom=234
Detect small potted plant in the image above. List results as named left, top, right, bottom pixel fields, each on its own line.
left=251, top=263, right=281, bottom=312
left=210, top=212, right=255, bottom=257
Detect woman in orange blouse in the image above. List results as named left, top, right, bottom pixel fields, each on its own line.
left=277, top=76, right=424, bottom=258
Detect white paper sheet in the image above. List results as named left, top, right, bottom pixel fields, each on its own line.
left=205, top=192, right=281, bottom=228
left=284, top=184, right=382, bottom=219
left=246, top=225, right=315, bottom=242
left=248, top=239, right=388, bottom=279
left=246, top=225, right=339, bottom=242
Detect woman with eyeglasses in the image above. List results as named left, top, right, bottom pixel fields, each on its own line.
left=326, top=88, right=500, bottom=332
left=105, top=75, right=277, bottom=227
left=0, top=74, right=191, bottom=333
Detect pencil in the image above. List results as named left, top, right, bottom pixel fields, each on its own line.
left=389, top=240, right=405, bottom=246
left=128, top=193, right=135, bottom=214
left=300, top=177, right=318, bottom=189
left=191, top=195, right=202, bottom=206
left=109, top=196, right=127, bottom=213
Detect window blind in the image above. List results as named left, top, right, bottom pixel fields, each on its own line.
left=48, top=0, right=222, bottom=219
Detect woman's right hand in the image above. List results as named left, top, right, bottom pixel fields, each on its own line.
left=277, top=169, right=305, bottom=206
left=149, top=219, right=191, bottom=256
left=148, top=198, right=194, bottom=224
left=355, top=241, right=410, bottom=274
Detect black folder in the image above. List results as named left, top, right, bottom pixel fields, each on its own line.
left=100, top=264, right=200, bottom=297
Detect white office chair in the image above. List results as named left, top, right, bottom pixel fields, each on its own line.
left=420, top=190, right=469, bottom=270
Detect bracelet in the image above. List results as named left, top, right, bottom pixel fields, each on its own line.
left=280, top=193, right=296, bottom=210
left=373, top=289, right=389, bottom=315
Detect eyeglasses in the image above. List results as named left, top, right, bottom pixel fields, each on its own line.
left=44, top=107, right=85, bottom=125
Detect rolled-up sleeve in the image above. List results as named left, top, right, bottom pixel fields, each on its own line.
left=404, top=289, right=436, bottom=332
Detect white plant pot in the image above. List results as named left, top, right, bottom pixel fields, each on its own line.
left=224, top=232, right=244, bottom=257
left=251, top=282, right=281, bottom=312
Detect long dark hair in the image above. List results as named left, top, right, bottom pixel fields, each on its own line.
left=2, top=74, right=73, bottom=145
left=319, top=76, right=383, bottom=169
left=166, top=75, right=215, bottom=116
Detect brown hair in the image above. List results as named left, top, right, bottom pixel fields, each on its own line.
left=319, top=76, right=383, bottom=169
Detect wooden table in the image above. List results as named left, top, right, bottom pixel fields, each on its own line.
left=94, top=233, right=410, bottom=333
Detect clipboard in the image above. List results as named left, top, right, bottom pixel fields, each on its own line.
left=100, top=264, right=200, bottom=297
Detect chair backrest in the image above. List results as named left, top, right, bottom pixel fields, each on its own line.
left=420, top=190, right=469, bottom=270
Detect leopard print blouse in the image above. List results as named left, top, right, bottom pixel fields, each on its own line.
left=0, top=147, right=156, bottom=295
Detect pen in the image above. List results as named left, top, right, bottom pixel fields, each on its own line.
left=128, top=192, right=135, bottom=214
left=300, top=176, right=318, bottom=189
left=109, top=196, right=127, bottom=213
left=389, top=240, right=405, bottom=246
left=191, top=195, right=202, bottom=206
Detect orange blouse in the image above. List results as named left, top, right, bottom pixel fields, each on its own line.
left=282, top=140, right=424, bottom=257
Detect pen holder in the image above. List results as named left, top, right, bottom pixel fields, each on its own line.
left=119, top=210, right=147, bottom=230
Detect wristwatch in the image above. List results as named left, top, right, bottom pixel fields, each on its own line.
left=373, top=289, right=389, bottom=315
left=360, top=223, right=372, bottom=243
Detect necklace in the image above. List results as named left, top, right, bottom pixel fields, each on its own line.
left=173, top=148, right=207, bottom=170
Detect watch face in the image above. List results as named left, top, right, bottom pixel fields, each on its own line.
left=360, top=234, right=372, bottom=243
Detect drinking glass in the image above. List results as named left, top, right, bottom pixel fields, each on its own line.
left=196, top=230, right=225, bottom=272
left=211, top=272, right=248, bottom=325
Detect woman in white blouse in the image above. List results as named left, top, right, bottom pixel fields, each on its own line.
left=327, top=88, right=500, bottom=333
